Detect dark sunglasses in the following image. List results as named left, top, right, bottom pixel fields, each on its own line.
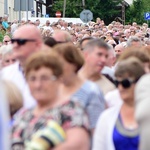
left=114, top=78, right=138, bottom=89
left=11, top=39, right=36, bottom=46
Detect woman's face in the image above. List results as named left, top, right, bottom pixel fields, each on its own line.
left=115, top=75, right=136, bottom=104
left=27, top=67, right=59, bottom=104
left=2, top=53, right=16, bottom=67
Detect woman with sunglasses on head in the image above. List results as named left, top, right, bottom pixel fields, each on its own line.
left=93, top=57, right=145, bottom=150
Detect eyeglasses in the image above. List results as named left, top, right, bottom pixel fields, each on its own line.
left=114, top=78, right=138, bottom=89
left=11, top=39, right=36, bottom=46
left=27, top=75, right=57, bottom=83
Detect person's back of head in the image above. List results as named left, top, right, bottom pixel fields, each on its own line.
left=79, top=37, right=93, bottom=50
left=52, top=30, right=72, bottom=43
left=43, top=37, right=57, bottom=48
left=2, top=80, right=23, bottom=117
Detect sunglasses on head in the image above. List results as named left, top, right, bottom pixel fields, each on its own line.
left=114, top=78, right=138, bottom=89
left=11, top=39, right=36, bottom=46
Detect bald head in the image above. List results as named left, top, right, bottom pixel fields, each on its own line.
left=114, top=44, right=124, bottom=59
left=12, top=25, right=43, bottom=64
left=52, top=30, right=72, bottom=42
left=14, top=25, right=42, bottom=42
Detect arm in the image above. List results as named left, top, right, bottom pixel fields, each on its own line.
left=53, top=127, right=90, bottom=150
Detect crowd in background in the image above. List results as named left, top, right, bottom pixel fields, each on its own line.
left=0, top=14, right=150, bottom=150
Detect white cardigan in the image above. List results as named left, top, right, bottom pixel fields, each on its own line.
left=92, top=104, right=122, bottom=150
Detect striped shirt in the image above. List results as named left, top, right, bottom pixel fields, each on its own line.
left=72, top=80, right=105, bottom=129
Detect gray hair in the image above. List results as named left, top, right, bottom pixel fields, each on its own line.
left=127, top=36, right=142, bottom=47
left=83, top=39, right=109, bottom=52
left=0, top=45, right=13, bottom=60
left=108, top=44, right=116, bottom=57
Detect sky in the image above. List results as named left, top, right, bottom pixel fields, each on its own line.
left=124, top=0, right=133, bottom=4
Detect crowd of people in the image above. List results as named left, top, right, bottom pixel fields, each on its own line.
left=0, top=14, right=150, bottom=150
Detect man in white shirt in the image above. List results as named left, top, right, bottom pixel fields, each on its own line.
left=1, top=25, right=43, bottom=108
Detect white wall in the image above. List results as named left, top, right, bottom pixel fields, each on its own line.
left=0, top=0, right=53, bottom=22
left=0, top=0, right=4, bottom=18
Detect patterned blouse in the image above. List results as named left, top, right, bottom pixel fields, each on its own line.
left=11, top=100, right=89, bottom=149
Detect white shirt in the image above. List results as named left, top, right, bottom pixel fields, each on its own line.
left=105, top=89, right=123, bottom=107
left=0, top=62, right=36, bottom=108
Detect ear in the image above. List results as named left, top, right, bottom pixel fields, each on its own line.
left=82, top=51, right=89, bottom=60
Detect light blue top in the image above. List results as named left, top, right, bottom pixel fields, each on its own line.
left=2, top=21, right=9, bottom=29
left=72, top=80, right=105, bottom=129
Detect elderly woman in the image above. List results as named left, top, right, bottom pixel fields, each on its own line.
left=53, top=43, right=105, bottom=133
left=12, top=51, right=90, bottom=150
left=0, top=45, right=16, bottom=68
left=93, top=57, right=145, bottom=150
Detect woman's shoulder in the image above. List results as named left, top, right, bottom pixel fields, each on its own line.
left=13, top=107, right=34, bottom=120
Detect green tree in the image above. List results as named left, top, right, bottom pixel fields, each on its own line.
left=126, top=0, right=150, bottom=25
left=51, top=0, right=82, bottom=18
left=51, top=0, right=123, bottom=24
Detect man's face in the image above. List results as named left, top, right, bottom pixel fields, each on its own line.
left=85, top=47, right=108, bottom=73
left=12, top=31, right=38, bottom=62
left=114, top=45, right=123, bottom=59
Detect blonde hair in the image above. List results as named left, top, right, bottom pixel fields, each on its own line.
left=2, top=80, right=23, bottom=117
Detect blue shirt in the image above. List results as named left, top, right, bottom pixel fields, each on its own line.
left=2, top=21, right=9, bottom=29
left=113, top=115, right=139, bottom=150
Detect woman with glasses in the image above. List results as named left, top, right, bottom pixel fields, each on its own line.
left=93, top=57, right=145, bottom=150
left=11, top=51, right=90, bottom=150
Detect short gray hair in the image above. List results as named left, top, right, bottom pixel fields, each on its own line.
left=127, top=36, right=142, bottom=47
left=83, top=39, right=109, bottom=52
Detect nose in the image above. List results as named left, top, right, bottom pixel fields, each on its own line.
left=33, top=79, right=42, bottom=89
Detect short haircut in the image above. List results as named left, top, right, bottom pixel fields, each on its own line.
left=83, top=39, right=109, bottom=52
left=127, top=36, right=142, bottom=47
left=43, top=37, right=57, bottom=47
left=0, top=45, right=13, bottom=60
left=2, top=80, right=23, bottom=117
left=25, top=50, right=63, bottom=78
left=115, top=57, right=145, bottom=79
left=119, top=48, right=150, bottom=64
left=79, top=37, right=93, bottom=48
left=53, top=43, right=84, bottom=72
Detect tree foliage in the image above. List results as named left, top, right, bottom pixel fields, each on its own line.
left=51, top=0, right=123, bottom=24
left=126, top=0, right=150, bottom=25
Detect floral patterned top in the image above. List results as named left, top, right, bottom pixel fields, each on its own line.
left=11, top=100, right=89, bottom=149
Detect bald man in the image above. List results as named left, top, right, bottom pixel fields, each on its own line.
left=52, top=30, right=72, bottom=43
left=1, top=25, right=44, bottom=108
left=114, top=44, right=124, bottom=60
